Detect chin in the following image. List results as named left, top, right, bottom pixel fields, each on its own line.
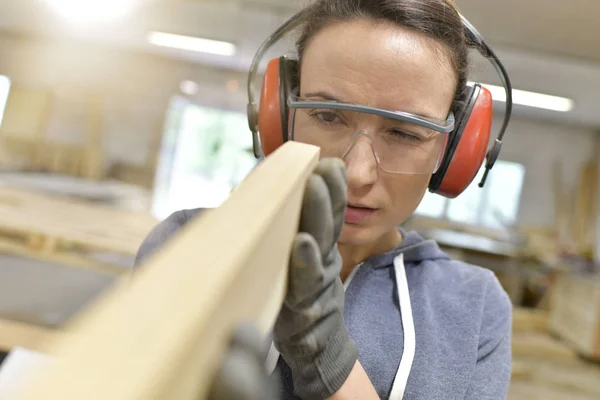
left=338, top=223, right=385, bottom=246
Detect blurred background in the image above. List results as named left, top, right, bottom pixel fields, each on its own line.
left=0, top=0, right=598, bottom=398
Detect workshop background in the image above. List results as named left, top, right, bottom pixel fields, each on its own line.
left=0, top=1, right=599, bottom=399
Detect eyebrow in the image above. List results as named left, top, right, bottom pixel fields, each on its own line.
left=303, top=91, right=345, bottom=103
left=302, top=90, right=441, bottom=121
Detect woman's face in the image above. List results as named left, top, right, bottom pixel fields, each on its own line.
left=297, top=18, right=457, bottom=246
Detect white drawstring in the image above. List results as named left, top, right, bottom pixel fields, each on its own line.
left=343, top=262, right=363, bottom=290
left=388, top=254, right=416, bottom=400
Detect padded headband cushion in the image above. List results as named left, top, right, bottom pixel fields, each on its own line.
left=278, top=56, right=298, bottom=139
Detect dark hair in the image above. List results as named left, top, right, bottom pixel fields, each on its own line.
left=295, top=0, right=469, bottom=114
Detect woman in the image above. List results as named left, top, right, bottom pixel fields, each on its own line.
left=136, top=0, right=513, bottom=399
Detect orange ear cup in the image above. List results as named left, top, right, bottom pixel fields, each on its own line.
left=258, top=58, right=285, bottom=156
left=435, top=87, right=493, bottom=198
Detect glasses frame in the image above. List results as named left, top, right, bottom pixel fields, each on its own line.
left=287, top=90, right=455, bottom=134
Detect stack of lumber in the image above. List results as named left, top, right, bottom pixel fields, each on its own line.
left=0, top=85, right=107, bottom=181
left=0, top=186, right=157, bottom=274
left=0, top=83, right=167, bottom=190
left=0, top=171, right=153, bottom=212
left=1, top=136, right=86, bottom=178
left=549, top=272, right=600, bottom=360
left=572, top=160, right=598, bottom=259
left=549, top=157, right=598, bottom=263
left=510, top=307, right=600, bottom=400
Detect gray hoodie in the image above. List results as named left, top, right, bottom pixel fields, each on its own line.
left=135, top=209, right=512, bottom=400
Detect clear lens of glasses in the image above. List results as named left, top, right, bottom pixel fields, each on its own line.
left=289, top=105, right=447, bottom=174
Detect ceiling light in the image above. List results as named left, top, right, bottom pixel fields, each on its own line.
left=148, top=32, right=236, bottom=56
left=44, top=0, right=137, bottom=25
left=470, top=82, right=574, bottom=112
left=180, top=80, right=199, bottom=96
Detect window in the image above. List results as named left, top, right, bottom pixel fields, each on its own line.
left=152, top=98, right=258, bottom=220
left=415, top=160, right=525, bottom=228
left=0, top=75, right=11, bottom=127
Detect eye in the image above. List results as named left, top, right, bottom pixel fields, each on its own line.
left=389, top=129, right=422, bottom=143
left=309, top=110, right=342, bottom=124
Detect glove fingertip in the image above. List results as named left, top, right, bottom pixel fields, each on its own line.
left=300, top=174, right=332, bottom=239
left=291, top=233, right=321, bottom=266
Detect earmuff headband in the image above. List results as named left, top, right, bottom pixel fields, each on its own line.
left=460, top=15, right=513, bottom=187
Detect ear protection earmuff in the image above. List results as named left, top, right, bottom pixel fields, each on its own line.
left=255, top=56, right=298, bottom=157
left=247, top=11, right=512, bottom=199
left=428, top=83, right=493, bottom=198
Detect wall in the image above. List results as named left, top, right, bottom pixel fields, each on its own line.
left=0, top=33, right=250, bottom=167
left=491, top=113, right=597, bottom=227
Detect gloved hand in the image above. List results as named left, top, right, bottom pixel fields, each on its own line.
left=273, top=158, right=358, bottom=400
left=208, top=323, right=280, bottom=400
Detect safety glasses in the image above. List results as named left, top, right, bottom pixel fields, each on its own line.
left=287, top=91, right=454, bottom=174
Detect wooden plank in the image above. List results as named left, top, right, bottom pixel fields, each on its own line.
left=510, top=360, right=532, bottom=379
left=510, top=357, right=600, bottom=399
left=0, top=85, right=52, bottom=142
left=512, top=307, right=549, bottom=333
left=512, top=332, right=581, bottom=366
left=0, top=318, right=63, bottom=353
left=550, top=273, right=600, bottom=360
left=11, top=141, right=320, bottom=400
left=80, top=94, right=105, bottom=181
left=511, top=331, right=600, bottom=399
left=594, top=137, right=600, bottom=265
left=552, top=160, right=569, bottom=245
left=572, top=161, right=597, bottom=257
left=0, top=238, right=127, bottom=276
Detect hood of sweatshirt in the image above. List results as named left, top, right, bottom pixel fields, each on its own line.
left=364, top=228, right=450, bottom=269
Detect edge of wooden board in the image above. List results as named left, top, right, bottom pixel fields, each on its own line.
left=0, top=318, right=63, bottom=354
left=13, top=141, right=320, bottom=400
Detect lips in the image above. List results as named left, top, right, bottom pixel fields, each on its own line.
left=345, top=203, right=377, bottom=224
left=347, top=202, right=375, bottom=209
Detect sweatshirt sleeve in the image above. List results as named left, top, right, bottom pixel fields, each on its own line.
left=134, top=208, right=206, bottom=267
left=464, top=272, right=513, bottom=400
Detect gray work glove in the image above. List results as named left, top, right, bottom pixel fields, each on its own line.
left=273, top=158, right=358, bottom=400
left=208, top=323, right=280, bottom=400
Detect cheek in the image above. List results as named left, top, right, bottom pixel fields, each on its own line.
left=382, top=174, right=430, bottom=221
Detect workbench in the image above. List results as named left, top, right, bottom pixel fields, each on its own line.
left=0, top=185, right=156, bottom=275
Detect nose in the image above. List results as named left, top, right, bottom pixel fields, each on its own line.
left=342, top=134, right=379, bottom=190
